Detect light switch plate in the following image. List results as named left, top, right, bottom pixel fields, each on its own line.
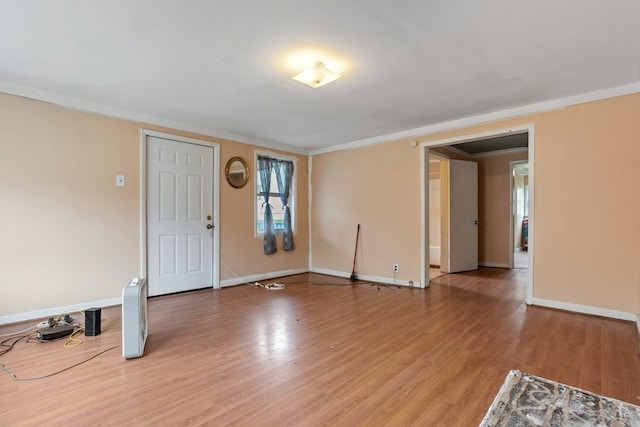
left=116, top=175, right=125, bottom=187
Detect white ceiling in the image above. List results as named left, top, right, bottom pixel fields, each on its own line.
left=1, top=1, right=639, bottom=153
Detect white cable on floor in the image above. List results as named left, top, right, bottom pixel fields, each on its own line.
left=253, top=282, right=285, bottom=290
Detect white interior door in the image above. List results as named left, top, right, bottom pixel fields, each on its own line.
left=448, top=159, right=478, bottom=273
left=147, top=136, right=214, bottom=296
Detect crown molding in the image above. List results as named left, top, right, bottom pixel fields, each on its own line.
left=0, top=81, right=309, bottom=156
left=310, top=81, right=640, bottom=156
left=2, top=79, right=638, bottom=158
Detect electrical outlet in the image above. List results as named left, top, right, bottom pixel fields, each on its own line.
left=393, top=264, right=399, bottom=273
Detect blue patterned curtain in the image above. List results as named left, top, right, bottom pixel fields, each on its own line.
left=274, top=159, right=295, bottom=251
left=257, top=157, right=276, bottom=254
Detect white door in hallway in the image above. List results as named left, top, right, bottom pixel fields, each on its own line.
left=147, top=136, right=215, bottom=296
left=449, top=159, right=478, bottom=273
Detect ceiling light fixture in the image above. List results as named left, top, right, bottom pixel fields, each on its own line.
left=292, top=61, right=341, bottom=88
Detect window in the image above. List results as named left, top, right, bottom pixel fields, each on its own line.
left=256, top=171, right=290, bottom=233
left=255, top=153, right=296, bottom=254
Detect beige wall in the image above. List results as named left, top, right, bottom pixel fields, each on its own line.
left=2, top=90, right=639, bottom=319
left=311, top=93, right=640, bottom=316
left=529, top=95, right=639, bottom=314
left=212, top=138, right=309, bottom=279
left=311, top=141, right=422, bottom=282
left=476, top=151, right=528, bottom=266
left=0, top=93, right=309, bottom=317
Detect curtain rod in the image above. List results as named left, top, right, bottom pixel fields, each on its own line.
left=257, top=155, right=293, bottom=163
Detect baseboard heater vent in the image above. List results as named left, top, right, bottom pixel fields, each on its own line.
left=122, top=277, right=147, bottom=359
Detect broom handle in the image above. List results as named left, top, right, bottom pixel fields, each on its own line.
left=352, top=224, right=360, bottom=270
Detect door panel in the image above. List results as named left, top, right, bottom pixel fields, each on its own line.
left=449, top=159, right=478, bottom=273
left=186, top=233, right=203, bottom=273
left=159, top=235, right=178, bottom=277
left=148, top=136, right=214, bottom=296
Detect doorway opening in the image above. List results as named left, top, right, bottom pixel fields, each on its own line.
left=421, top=125, right=534, bottom=304
left=511, top=161, right=529, bottom=270
left=427, top=154, right=479, bottom=278
left=428, top=155, right=445, bottom=280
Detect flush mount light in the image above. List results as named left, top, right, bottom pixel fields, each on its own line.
left=292, top=61, right=341, bottom=88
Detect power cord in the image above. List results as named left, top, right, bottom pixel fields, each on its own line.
left=0, top=309, right=113, bottom=381
left=250, top=281, right=285, bottom=290
left=0, top=345, right=119, bottom=381
left=219, top=252, right=239, bottom=279
left=0, top=335, right=32, bottom=357
left=1, top=310, right=91, bottom=358
left=219, top=251, right=403, bottom=291
left=280, top=278, right=404, bottom=290
left=63, top=327, right=86, bottom=348
left=219, top=251, right=286, bottom=291
left=0, top=326, right=37, bottom=338
left=32, top=312, right=80, bottom=330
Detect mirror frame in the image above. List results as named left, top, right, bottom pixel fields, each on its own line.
left=225, top=156, right=250, bottom=188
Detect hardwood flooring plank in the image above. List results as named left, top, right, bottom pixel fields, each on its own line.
left=1, top=269, right=639, bottom=426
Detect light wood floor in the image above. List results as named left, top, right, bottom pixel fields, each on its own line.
left=1, top=269, right=639, bottom=426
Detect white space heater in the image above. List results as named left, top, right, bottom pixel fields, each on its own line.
left=122, top=277, right=148, bottom=359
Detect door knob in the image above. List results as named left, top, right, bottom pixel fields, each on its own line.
left=206, top=224, right=213, bottom=229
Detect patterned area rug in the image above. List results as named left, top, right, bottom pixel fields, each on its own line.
left=480, top=370, right=640, bottom=426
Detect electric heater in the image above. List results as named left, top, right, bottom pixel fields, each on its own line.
left=122, top=277, right=147, bottom=359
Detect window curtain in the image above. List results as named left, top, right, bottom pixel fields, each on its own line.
left=258, top=157, right=277, bottom=255
left=274, top=159, right=295, bottom=251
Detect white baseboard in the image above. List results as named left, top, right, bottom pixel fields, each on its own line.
left=531, top=297, right=637, bottom=322
left=220, top=268, right=309, bottom=287
left=636, top=315, right=640, bottom=337
left=0, top=270, right=309, bottom=326
left=311, top=267, right=422, bottom=288
left=479, top=262, right=511, bottom=268
left=310, top=267, right=353, bottom=279
left=5, top=278, right=632, bottom=329
left=0, top=297, right=121, bottom=327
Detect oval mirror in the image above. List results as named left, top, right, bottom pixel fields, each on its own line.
left=225, top=157, right=249, bottom=188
